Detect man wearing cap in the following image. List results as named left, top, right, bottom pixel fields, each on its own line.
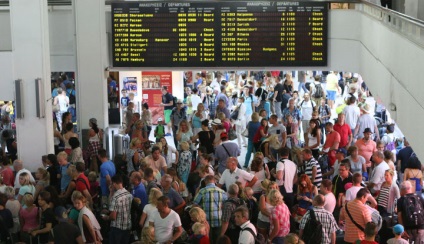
left=387, top=224, right=409, bottom=244
left=170, top=98, right=187, bottom=148
left=49, top=206, right=83, bottom=244
left=355, top=128, right=377, bottom=172
left=218, top=157, right=258, bottom=190
left=334, top=113, right=353, bottom=149
left=367, top=151, right=390, bottom=193
left=160, top=86, right=174, bottom=136
left=215, top=98, right=230, bottom=119
left=215, top=132, right=240, bottom=174
left=354, top=103, right=380, bottom=141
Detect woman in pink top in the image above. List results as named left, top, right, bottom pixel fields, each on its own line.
left=19, top=193, right=39, bottom=243
left=268, top=189, right=290, bottom=243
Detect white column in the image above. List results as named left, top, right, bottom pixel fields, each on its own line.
left=73, top=0, right=108, bottom=138
left=10, top=0, right=53, bottom=171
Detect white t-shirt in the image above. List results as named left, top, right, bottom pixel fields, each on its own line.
left=142, top=203, right=158, bottom=225
left=324, top=193, right=336, bottom=213
left=268, top=124, right=287, bottom=143
left=219, top=168, right=254, bottom=187
left=298, top=99, right=316, bottom=121
left=345, top=186, right=363, bottom=202
left=239, top=221, right=257, bottom=244
left=343, top=105, right=360, bottom=130
left=145, top=155, right=167, bottom=173
left=276, top=159, right=297, bottom=193
left=370, top=162, right=390, bottom=191
left=151, top=210, right=182, bottom=243
left=191, top=94, right=202, bottom=111
left=164, top=146, right=177, bottom=168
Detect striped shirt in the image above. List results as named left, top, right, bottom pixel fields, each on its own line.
left=193, top=183, right=228, bottom=227
left=340, top=199, right=372, bottom=243
left=377, top=185, right=390, bottom=209
left=305, top=158, right=322, bottom=187
left=300, top=207, right=339, bottom=244
left=109, top=188, right=133, bottom=230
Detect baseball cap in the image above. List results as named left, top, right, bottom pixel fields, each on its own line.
left=393, top=224, right=404, bottom=235
left=157, top=118, right=163, bottom=122
left=336, top=148, right=347, bottom=156
left=220, top=132, right=228, bottom=139
left=54, top=206, right=68, bottom=221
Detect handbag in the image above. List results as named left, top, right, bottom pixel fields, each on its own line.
left=228, top=126, right=237, bottom=140
left=242, top=127, right=249, bottom=137
left=52, top=102, right=60, bottom=112
left=230, top=105, right=240, bottom=120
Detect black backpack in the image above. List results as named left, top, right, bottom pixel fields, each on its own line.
left=241, top=227, right=266, bottom=244
left=318, top=154, right=329, bottom=179
left=172, top=95, right=178, bottom=108
left=401, top=194, right=424, bottom=228
left=302, top=209, right=323, bottom=244
left=313, top=84, right=324, bottom=98
left=67, top=89, right=76, bottom=105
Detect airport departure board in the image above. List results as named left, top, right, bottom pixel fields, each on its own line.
left=112, top=1, right=328, bottom=68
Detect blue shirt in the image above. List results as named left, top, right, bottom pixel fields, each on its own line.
left=247, top=121, right=261, bottom=141
left=132, top=183, right=147, bottom=211
left=100, top=161, right=116, bottom=196
left=60, top=163, right=71, bottom=192
left=244, top=95, right=257, bottom=115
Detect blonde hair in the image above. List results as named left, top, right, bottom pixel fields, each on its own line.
left=130, top=138, right=141, bottom=147
left=141, top=225, right=156, bottom=244
left=57, top=151, right=68, bottom=160
left=4, top=186, right=14, bottom=199
left=180, top=141, right=190, bottom=151
left=217, top=112, right=226, bottom=121
left=385, top=169, right=395, bottom=177
left=67, top=165, right=78, bottom=178
left=189, top=207, right=207, bottom=223
left=23, top=193, right=35, bottom=207
left=192, top=222, right=206, bottom=235
left=285, top=233, right=304, bottom=244
left=37, top=167, right=50, bottom=183
left=251, top=112, right=260, bottom=122
left=19, top=172, right=31, bottom=186
left=71, top=190, right=86, bottom=203
left=268, top=189, right=284, bottom=206
left=88, top=171, right=97, bottom=182
left=148, top=188, right=163, bottom=206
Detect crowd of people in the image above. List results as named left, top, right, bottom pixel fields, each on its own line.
left=0, top=70, right=422, bottom=244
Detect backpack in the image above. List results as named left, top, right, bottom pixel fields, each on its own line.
left=67, top=89, right=76, bottom=105
left=302, top=209, right=323, bottom=244
left=241, top=227, right=266, bottom=244
left=225, top=198, right=246, bottom=228
left=172, top=96, right=178, bottom=108
left=300, top=100, right=315, bottom=112
left=401, top=194, right=424, bottom=228
left=317, top=155, right=329, bottom=179
left=313, top=84, right=324, bottom=98
left=155, top=124, right=165, bottom=138
left=383, top=134, right=396, bottom=151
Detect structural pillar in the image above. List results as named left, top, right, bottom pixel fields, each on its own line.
left=10, top=0, right=54, bottom=171
left=73, top=0, right=109, bottom=145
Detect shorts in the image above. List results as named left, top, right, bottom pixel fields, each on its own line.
left=327, top=90, right=336, bottom=101
left=164, top=109, right=172, bottom=124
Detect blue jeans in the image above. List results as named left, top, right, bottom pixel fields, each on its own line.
left=298, top=82, right=308, bottom=93
left=109, top=227, right=130, bottom=244
left=244, top=140, right=256, bottom=167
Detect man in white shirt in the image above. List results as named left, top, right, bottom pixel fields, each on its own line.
left=345, top=173, right=377, bottom=207
left=267, top=114, right=287, bottom=148
left=298, top=93, right=316, bottom=134
left=343, top=95, right=360, bottom=136
left=273, top=147, right=297, bottom=210
left=13, top=160, right=35, bottom=191
left=368, top=151, right=390, bottom=193
left=234, top=206, right=257, bottom=244
left=320, top=179, right=336, bottom=213
left=150, top=196, right=183, bottom=243
left=217, top=157, right=258, bottom=189
left=190, top=88, right=202, bottom=113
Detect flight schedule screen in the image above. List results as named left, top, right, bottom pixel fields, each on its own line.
left=112, top=1, right=328, bottom=68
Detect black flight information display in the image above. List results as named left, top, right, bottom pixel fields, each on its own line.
left=112, top=1, right=328, bottom=68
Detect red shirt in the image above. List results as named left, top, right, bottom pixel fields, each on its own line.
left=76, top=173, right=90, bottom=192
left=333, top=123, right=352, bottom=148
left=253, top=125, right=267, bottom=143
left=0, top=167, right=14, bottom=186
left=323, top=130, right=341, bottom=150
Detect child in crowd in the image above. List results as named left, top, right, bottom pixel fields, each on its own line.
left=72, top=191, right=103, bottom=243
left=356, top=222, right=378, bottom=244
left=140, top=225, right=155, bottom=244
left=190, top=222, right=210, bottom=244
left=285, top=233, right=305, bottom=244
left=154, top=118, right=165, bottom=142
left=69, top=137, right=84, bottom=163
left=387, top=224, right=409, bottom=244
left=244, top=186, right=259, bottom=225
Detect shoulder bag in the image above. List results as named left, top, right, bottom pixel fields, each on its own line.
left=230, top=105, right=240, bottom=120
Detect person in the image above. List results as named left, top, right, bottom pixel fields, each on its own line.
left=149, top=196, right=183, bottom=244
left=17, top=172, right=36, bottom=206
left=356, top=222, right=378, bottom=244
left=139, top=187, right=162, bottom=232
left=172, top=100, right=188, bottom=148
left=69, top=137, right=84, bottom=163
left=354, top=104, right=380, bottom=141
left=19, top=193, right=39, bottom=243
left=346, top=146, right=366, bottom=176
left=268, top=189, right=290, bottom=243
left=273, top=147, right=297, bottom=210
left=98, top=149, right=116, bottom=206
left=320, top=179, right=337, bottom=213
left=377, top=169, right=400, bottom=217
left=75, top=162, right=93, bottom=208
left=154, top=118, right=166, bottom=142
left=339, top=188, right=372, bottom=243
left=0, top=156, right=14, bottom=187
left=130, top=171, right=148, bottom=214
left=189, top=222, right=210, bottom=244
left=403, top=154, right=423, bottom=193
left=218, top=157, right=258, bottom=189
left=367, top=151, right=390, bottom=193
left=189, top=207, right=210, bottom=237
left=273, top=75, right=285, bottom=121
left=282, top=98, right=301, bottom=128
left=192, top=103, right=208, bottom=135
left=344, top=173, right=378, bottom=209
left=72, top=191, right=102, bottom=244
left=103, top=175, right=133, bottom=244
left=285, top=114, right=299, bottom=149
left=31, top=191, right=58, bottom=243
left=13, top=159, right=35, bottom=192
left=87, top=118, right=103, bottom=174
left=63, top=122, right=78, bottom=155
left=304, top=119, right=322, bottom=159
left=193, top=175, right=227, bottom=243
left=215, top=98, right=231, bottom=119
left=299, top=195, right=339, bottom=244
left=235, top=206, right=257, bottom=244
left=53, top=88, right=69, bottom=131
left=397, top=181, right=424, bottom=242
left=322, top=122, right=341, bottom=167
left=355, top=128, right=377, bottom=174
left=141, top=103, right=153, bottom=137
left=215, top=132, right=241, bottom=174
left=145, top=146, right=167, bottom=175
left=396, top=138, right=414, bottom=182
left=160, top=86, right=174, bottom=136
left=298, top=93, right=316, bottom=135
left=285, top=233, right=305, bottom=244
left=268, top=114, right=287, bottom=148
left=245, top=112, right=261, bottom=168
left=233, top=96, right=247, bottom=148
left=220, top=183, right=245, bottom=244
left=34, top=167, right=49, bottom=202
left=191, top=119, right=215, bottom=160
left=334, top=113, right=353, bottom=149
left=296, top=174, right=318, bottom=219
left=384, top=150, right=398, bottom=184
left=332, top=161, right=353, bottom=208
left=160, top=174, right=186, bottom=213
left=48, top=206, right=84, bottom=244
left=107, top=75, right=118, bottom=108
left=387, top=224, right=409, bottom=244
left=176, top=141, right=191, bottom=184
left=250, top=157, right=270, bottom=199
left=160, top=137, right=179, bottom=169
left=325, top=71, right=340, bottom=109
left=302, top=148, right=323, bottom=188
left=144, top=167, right=160, bottom=196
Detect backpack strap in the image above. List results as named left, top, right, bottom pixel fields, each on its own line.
left=76, top=177, right=90, bottom=190
left=345, top=203, right=365, bottom=232
left=222, top=144, right=231, bottom=157
left=241, top=227, right=257, bottom=238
